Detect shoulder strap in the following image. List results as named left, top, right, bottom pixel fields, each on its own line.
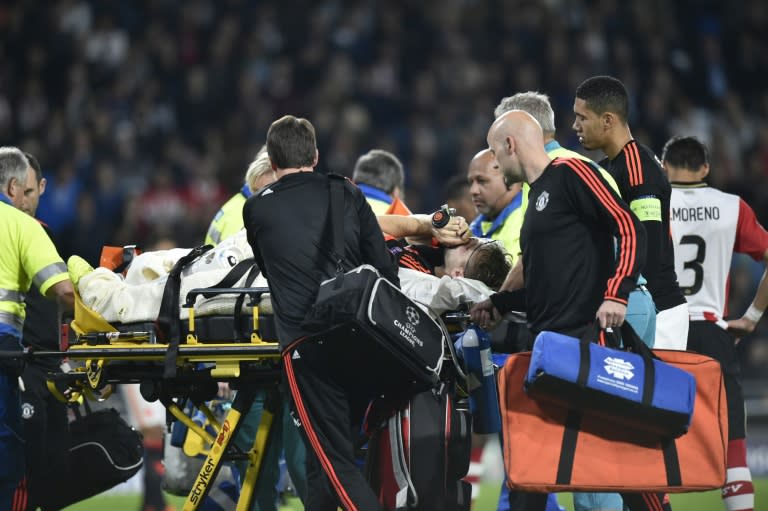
left=329, top=177, right=345, bottom=272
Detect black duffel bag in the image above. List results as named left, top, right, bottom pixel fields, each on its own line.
left=38, top=407, right=144, bottom=510
left=303, top=264, right=445, bottom=398
left=301, top=177, right=445, bottom=399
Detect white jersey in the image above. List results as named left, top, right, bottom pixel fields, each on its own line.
left=670, top=183, right=768, bottom=322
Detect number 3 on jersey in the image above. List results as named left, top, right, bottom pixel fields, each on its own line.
left=679, top=234, right=706, bottom=295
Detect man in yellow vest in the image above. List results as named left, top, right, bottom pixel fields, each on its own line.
left=0, top=147, right=73, bottom=508
left=204, top=146, right=276, bottom=245
left=468, top=149, right=526, bottom=264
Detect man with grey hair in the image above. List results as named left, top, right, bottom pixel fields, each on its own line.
left=0, top=146, right=73, bottom=508
left=352, top=149, right=412, bottom=215
left=204, top=146, right=276, bottom=245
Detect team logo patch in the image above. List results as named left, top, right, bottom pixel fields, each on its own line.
left=405, top=305, right=420, bottom=326
left=21, top=402, right=35, bottom=419
left=535, top=191, right=550, bottom=211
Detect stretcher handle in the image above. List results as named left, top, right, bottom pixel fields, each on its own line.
left=184, top=286, right=270, bottom=308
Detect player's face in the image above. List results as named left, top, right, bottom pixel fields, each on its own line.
left=468, top=156, right=508, bottom=217
left=443, top=238, right=477, bottom=277
left=572, top=98, right=604, bottom=151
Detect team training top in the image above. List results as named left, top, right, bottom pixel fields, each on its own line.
left=0, top=201, right=69, bottom=337
left=601, top=140, right=685, bottom=311
left=670, top=183, right=768, bottom=324
left=243, top=172, right=398, bottom=347
left=491, top=157, right=646, bottom=335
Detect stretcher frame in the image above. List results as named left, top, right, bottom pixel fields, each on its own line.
left=21, top=286, right=284, bottom=511
left=13, top=289, right=473, bottom=511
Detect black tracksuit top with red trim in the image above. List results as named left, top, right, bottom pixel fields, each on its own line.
left=601, top=140, right=685, bottom=311
left=493, top=157, right=646, bottom=335
left=243, top=172, right=399, bottom=349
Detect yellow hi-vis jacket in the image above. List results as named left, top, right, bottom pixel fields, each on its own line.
left=0, top=201, right=69, bottom=336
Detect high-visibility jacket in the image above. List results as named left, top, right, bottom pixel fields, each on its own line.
left=357, top=183, right=412, bottom=216
left=205, top=185, right=252, bottom=246
left=0, top=200, right=69, bottom=337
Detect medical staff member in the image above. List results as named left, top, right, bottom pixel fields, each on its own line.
left=205, top=145, right=277, bottom=246
left=0, top=147, right=73, bottom=508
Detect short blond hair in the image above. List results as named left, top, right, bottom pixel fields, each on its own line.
left=244, top=145, right=272, bottom=193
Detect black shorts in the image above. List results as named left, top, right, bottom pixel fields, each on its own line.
left=687, top=320, right=745, bottom=439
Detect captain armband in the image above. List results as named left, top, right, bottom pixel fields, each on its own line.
left=630, top=196, right=662, bottom=222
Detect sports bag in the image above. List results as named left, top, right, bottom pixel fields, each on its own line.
left=38, top=408, right=144, bottom=509
left=365, top=386, right=472, bottom=511
left=301, top=177, right=445, bottom=398
left=525, top=323, right=696, bottom=438
left=498, top=350, right=727, bottom=493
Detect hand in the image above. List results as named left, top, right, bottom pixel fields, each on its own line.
left=596, top=300, right=627, bottom=329
left=470, top=299, right=501, bottom=330
left=727, top=317, right=757, bottom=339
left=433, top=216, right=471, bottom=247
left=217, top=382, right=233, bottom=400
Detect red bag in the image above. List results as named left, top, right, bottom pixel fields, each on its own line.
left=498, top=350, right=727, bottom=493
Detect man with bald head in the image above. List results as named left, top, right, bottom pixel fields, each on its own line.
left=473, top=113, right=675, bottom=511
left=467, top=149, right=525, bottom=264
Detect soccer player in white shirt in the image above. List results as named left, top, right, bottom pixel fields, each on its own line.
left=665, top=136, right=766, bottom=511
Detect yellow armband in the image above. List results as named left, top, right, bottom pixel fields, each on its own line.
left=630, top=197, right=662, bottom=222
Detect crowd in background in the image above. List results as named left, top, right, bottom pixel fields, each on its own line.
left=2, top=0, right=767, bottom=378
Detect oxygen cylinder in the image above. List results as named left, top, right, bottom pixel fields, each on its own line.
left=462, top=325, right=501, bottom=434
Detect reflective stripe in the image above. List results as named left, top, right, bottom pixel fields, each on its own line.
left=0, top=289, right=25, bottom=303
left=0, top=310, right=23, bottom=331
left=32, top=262, right=68, bottom=289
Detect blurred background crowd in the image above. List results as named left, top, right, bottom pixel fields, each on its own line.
left=1, top=0, right=767, bottom=381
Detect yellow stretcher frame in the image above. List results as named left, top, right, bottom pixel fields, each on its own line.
left=36, top=338, right=283, bottom=511
left=39, top=279, right=280, bottom=510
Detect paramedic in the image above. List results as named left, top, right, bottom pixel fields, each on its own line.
left=573, top=76, right=687, bottom=349
left=352, top=149, right=412, bottom=216
left=665, top=135, right=760, bottom=511
left=205, top=145, right=277, bottom=245
left=472, top=112, right=671, bottom=511
left=0, top=147, right=74, bottom=509
left=243, top=115, right=397, bottom=511
left=468, top=148, right=524, bottom=263
left=8, top=152, right=72, bottom=511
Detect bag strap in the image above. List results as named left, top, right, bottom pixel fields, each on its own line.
left=329, top=177, right=346, bottom=279
left=554, top=409, right=683, bottom=486
left=198, top=258, right=257, bottom=299
left=160, top=245, right=213, bottom=378
left=233, top=264, right=263, bottom=341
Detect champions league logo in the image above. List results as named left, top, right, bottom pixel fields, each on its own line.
left=405, top=305, right=420, bottom=327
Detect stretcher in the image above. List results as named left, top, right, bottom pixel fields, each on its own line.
left=19, top=286, right=283, bottom=511
left=12, top=267, right=474, bottom=511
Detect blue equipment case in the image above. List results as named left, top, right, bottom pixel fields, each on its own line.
left=525, top=325, right=696, bottom=438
